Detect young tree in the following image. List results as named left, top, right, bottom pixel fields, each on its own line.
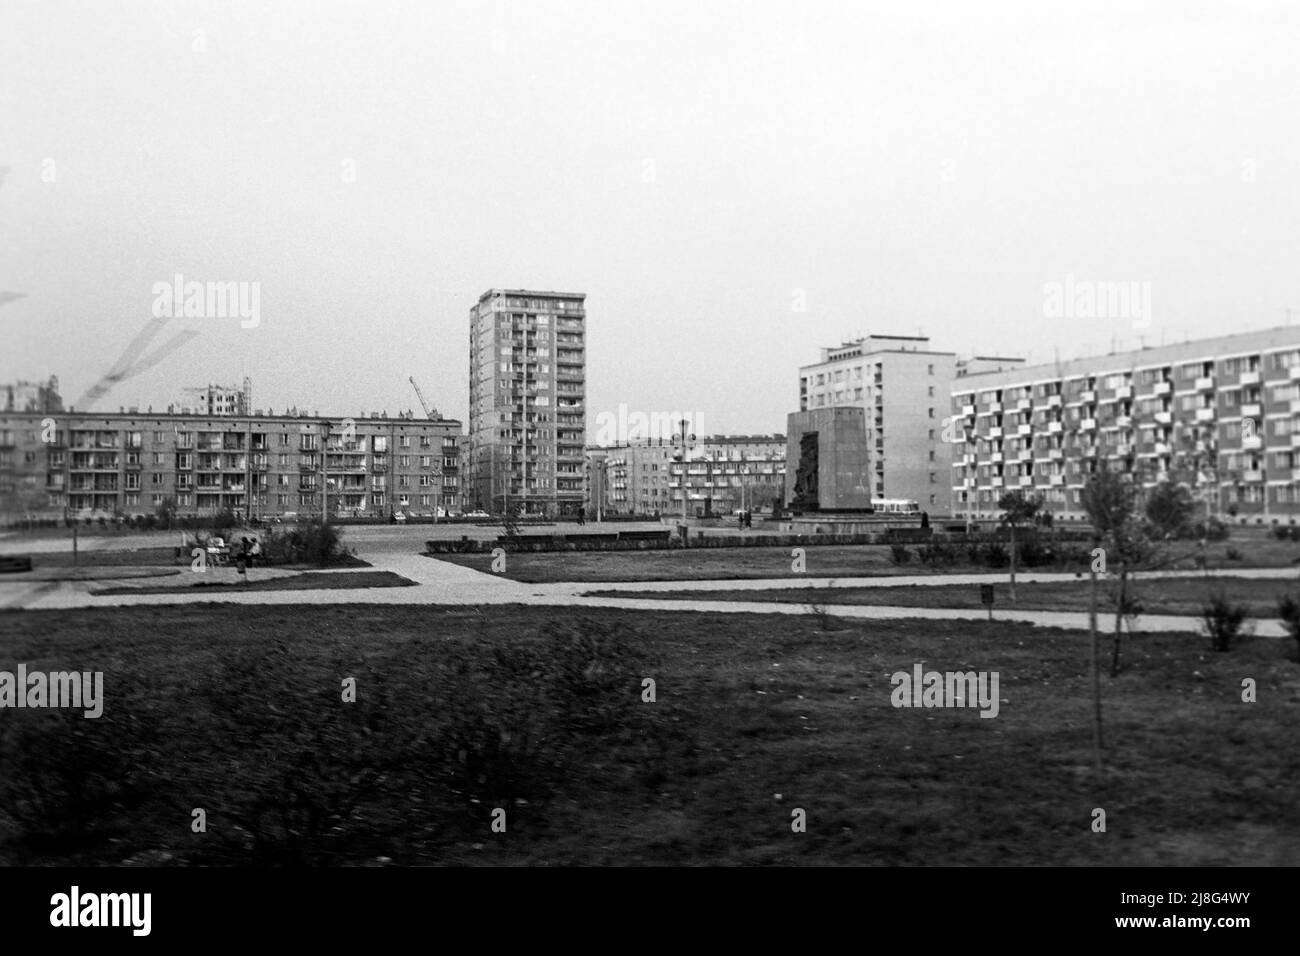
left=1080, top=466, right=1148, bottom=676
left=997, top=489, right=1042, bottom=602
left=155, top=495, right=177, bottom=531
left=1143, top=480, right=1195, bottom=541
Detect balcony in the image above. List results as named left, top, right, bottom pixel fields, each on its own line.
left=1049, top=474, right=1065, bottom=486
left=1018, top=449, right=1033, bottom=461
left=1154, top=443, right=1171, bottom=456
left=990, top=452, right=1004, bottom=464
left=988, top=427, right=1003, bottom=439
left=1195, top=375, right=1215, bottom=390
left=1153, top=381, right=1172, bottom=396
left=1019, top=475, right=1033, bottom=487
left=1080, top=418, right=1097, bottom=431
left=1116, top=415, right=1133, bottom=428
left=1116, top=444, right=1133, bottom=457
left=961, top=404, right=976, bottom=417
left=1292, top=432, right=1300, bottom=448
left=1242, top=435, right=1262, bottom=451
left=1017, top=424, right=1032, bottom=437
left=1290, top=366, right=1300, bottom=382
left=1049, top=448, right=1064, bottom=460
left=1241, top=370, right=1261, bottom=386
left=1016, top=398, right=1032, bottom=411
left=1241, top=403, right=1262, bottom=418
left=989, top=401, right=1003, bottom=414
left=1154, top=411, right=1173, bottom=425
left=1115, top=385, right=1133, bottom=400
left=990, top=477, right=1004, bottom=488
left=1196, top=407, right=1215, bottom=422
left=1048, top=421, right=1063, bottom=434
left=1080, top=389, right=1097, bottom=404
left=1243, top=469, right=1264, bottom=482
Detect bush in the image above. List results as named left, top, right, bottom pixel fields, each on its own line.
left=984, top=543, right=1009, bottom=568
left=1272, top=526, right=1291, bottom=541
left=1190, top=518, right=1229, bottom=542
left=1226, top=546, right=1243, bottom=561
left=1202, top=592, right=1250, bottom=652
left=889, top=544, right=911, bottom=565
left=259, top=519, right=346, bottom=567
left=1278, top=596, right=1300, bottom=661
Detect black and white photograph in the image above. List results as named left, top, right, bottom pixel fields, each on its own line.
left=0, top=0, right=1294, bottom=939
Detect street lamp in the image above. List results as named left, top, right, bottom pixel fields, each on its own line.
left=672, top=420, right=696, bottom=522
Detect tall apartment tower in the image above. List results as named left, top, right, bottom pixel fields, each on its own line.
left=467, top=289, right=587, bottom=517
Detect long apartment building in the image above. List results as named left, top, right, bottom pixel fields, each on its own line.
left=950, top=325, right=1300, bottom=521
left=798, top=335, right=1022, bottom=514
left=0, top=408, right=462, bottom=521
left=587, top=435, right=785, bottom=517
left=467, top=289, right=586, bottom=516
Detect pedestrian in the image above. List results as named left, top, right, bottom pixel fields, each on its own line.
left=250, top=535, right=262, bottom=567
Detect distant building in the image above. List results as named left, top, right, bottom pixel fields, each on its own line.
left=467, top=289, right=587, bottom=516
left=950, top=325, right=1300, bottom=521
left=586, top=434, right=787, bottom=518
left=169, top=379, right=251, bottom=416
left=798, top=336, right=1022, bottom=514
left=2, top=376, right=63, bottom=414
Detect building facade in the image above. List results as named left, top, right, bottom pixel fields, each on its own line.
left=798, top=335, right=1022, bottom=514
left=0, top=408, right=462, bottom=522
left=950, top=326, right=1300, bottom=521
left=168, top=379, right=251, bottom=416
left=467, top=289, right=586, bottom=516
left=667, top=434, right=786, bottom=517
left=2, top=377, right=63, bottom=414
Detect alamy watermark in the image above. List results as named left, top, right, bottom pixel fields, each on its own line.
left=890, top=663, right=1000, bottom=718
left=593, top=404, right=706, bottom=445
left=151, top=272, right=260, bottom=328
left=1043, top=274, right=1151, bottom=329
left=0, top=665, right=103, bottom=718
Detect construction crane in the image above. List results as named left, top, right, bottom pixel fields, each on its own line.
left=408, top=376, right=438, bottom=419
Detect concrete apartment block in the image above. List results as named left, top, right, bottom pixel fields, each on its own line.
left=798, top=336, right=1024, bottom=515
left=950, top=325, right=1300, bottom=522
left=0, top=409, right=462, bottom=522
left=467, top=289, right=586, bottom=517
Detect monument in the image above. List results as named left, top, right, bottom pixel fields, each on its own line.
left=781, top=407, right=920, bottom=534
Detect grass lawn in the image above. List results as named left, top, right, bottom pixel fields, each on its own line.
left=429, top=533, right=1300, bottom=584
left=89, top=570, right=416, bottom=595
left=26, top=547, right=370, bottom=570
left=585, top=575, right=1300, bottom=618
left=1, top=604, right=1296, bottom=866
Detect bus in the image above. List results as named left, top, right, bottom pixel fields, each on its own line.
left=871, top=498, right=921, bottom=515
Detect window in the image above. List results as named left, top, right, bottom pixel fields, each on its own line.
left=928, top=365, right=934, bottom=375
left=928, top=386, right=935, bottom=397
left=928, top=408, right=935, bottom=418
left=400, top=436, right=410, bottom=448
left=153, top=431, right=165, bottom=443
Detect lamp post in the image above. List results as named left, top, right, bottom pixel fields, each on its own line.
left=673, top=419, right=696, bottom=522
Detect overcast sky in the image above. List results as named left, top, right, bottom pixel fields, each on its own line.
left=2, top=0, right=1298, bottom=435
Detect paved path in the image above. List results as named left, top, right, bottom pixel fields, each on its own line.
left=1, top=543, right=1292, bottom=636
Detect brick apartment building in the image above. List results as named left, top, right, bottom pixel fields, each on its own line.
left=950, top=325, right=1300, bottom=522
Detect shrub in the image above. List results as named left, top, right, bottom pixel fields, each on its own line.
left=984, top=543, right=1009, bottom=568
left=889, top=543, right=911, bottom=564
left=1191, top=518, right=1229, bottom=542
left=1278, top=595, right=1300, bottom=661
left=1273, top=526, right=1292, bottom=541
left=1226, top=546, right=1243, bottom=561
left=258, top=520, right=345, bottom=567
left=1202, top=592, right=1250, bottom=652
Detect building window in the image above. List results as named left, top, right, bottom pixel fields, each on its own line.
left=928, top=408, right=935, bottom=418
